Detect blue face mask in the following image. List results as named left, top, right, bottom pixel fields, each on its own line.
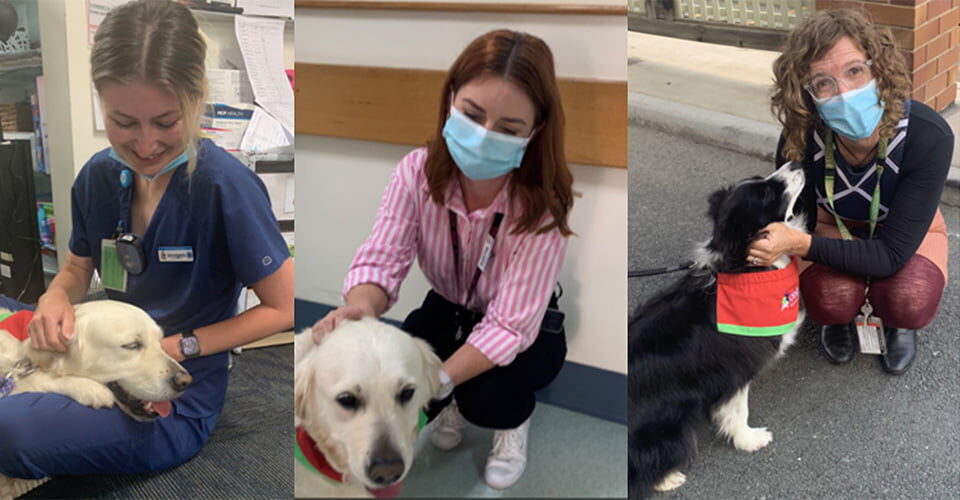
left=813, top=78, right=884, bottom=141
left=108, top=148, right=188, bottom=182
left=442, top=106, right=533, bottom=181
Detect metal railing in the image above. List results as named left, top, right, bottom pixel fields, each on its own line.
left=629, top=0, right=815, bottom=49
left=630, top=0, right=813, bottom=30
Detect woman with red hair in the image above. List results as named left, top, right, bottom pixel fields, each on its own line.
left=312, top=29, right=574, bottom=488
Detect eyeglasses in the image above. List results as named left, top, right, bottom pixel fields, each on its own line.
left=804, top=60, right=873, bottom=100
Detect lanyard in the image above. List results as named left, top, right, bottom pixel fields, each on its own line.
left=824, top=129, right=887, bottom=241
left=448, top=210, right=504, bottom=311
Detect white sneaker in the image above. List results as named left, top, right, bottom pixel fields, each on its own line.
left=429, top=401, right=465, bottom=450
left=484, top=417, right=530, bottom=489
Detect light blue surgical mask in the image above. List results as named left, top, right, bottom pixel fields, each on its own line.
left=442, top=106, right=533, bottom=181
left=813, top=78, right=884, bottom=141
left=108, top=148, right=188, bottom=182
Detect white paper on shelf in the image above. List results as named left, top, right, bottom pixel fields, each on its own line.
left=257, top=172, right=294, bottom=222
left=87, top=0, right=128, bottom=46
left=234, top=15, right=293, bottom=134
left=207, top=68, right=254, bottom=104
left=239, top=106, right=293, bottom=155
left=236, top=0, right=293, bottom=18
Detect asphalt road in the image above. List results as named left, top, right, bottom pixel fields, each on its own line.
left=628, top=124, right=960, bottom=500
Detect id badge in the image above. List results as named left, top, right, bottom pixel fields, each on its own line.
left=477, top=234, right=495, bottom=272
left=100, top=239, right=128, bottom=293
left=158, top=246, right=194, bottom=263
left=854, top=302, right=885, bottom=355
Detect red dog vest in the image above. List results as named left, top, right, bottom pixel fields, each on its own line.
left=716, top=257, right=800, bottom=336
left=0, top=310, right=33, bottom=342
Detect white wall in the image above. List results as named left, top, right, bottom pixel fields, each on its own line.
left=294, top=5, right=627, bottom=374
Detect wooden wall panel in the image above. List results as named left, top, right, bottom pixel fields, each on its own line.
left=294, top=1, right=627, bottom=15
left=295, top=63, right=627, bottom=168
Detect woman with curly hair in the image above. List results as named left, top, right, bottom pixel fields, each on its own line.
left=747, top=9, right=952, bottom=375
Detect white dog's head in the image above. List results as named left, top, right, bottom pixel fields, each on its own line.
left=294, top=318, right=441, bottom=491
left=34, top=300, right=191, bottom=421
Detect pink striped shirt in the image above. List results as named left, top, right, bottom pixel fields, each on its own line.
left=343, top=147, right=568, bottom=366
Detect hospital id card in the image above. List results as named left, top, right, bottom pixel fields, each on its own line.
left=100, top=239, right=128, bottom=293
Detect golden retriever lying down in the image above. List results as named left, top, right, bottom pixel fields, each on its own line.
left=294, top=318, right=441, bottom=498
left=0, top=300, right=190, bottom=421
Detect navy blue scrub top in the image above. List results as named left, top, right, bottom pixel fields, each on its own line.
left=69, top=138, right=289, bottom=419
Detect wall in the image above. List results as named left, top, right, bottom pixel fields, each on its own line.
left=817, top=0, right=959, bottom=111
left=294, top=4, right=628, bottom=374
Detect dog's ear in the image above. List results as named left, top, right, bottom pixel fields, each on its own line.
left=293, top=354, right=314, bottom=426
left=293, top=328, right=318, bottom=366
left=411, top=337, right=442, bottom=404
left=707, top=186, right=731, bottom=223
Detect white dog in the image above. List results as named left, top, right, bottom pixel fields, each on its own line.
left=0, top=300, right=190, bottom=421
left=294, top=318, right=441, bottom=498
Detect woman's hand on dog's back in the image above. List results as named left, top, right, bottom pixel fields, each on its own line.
left=29, top=288, right=75, bottom=352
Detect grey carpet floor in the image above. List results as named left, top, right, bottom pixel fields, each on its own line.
left=21, top=344, right=293, bottom=499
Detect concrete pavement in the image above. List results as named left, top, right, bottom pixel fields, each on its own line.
left=628, top=124, right=960, bottom=499
left=628, top=31, right=960, bottom=203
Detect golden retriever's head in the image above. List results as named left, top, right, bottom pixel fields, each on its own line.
left=294, top=318, right=441, bottom=491
left=47, top=300, right=190, bottom=421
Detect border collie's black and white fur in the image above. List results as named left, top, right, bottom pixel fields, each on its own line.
left=628, top=161, right=807, bottom=498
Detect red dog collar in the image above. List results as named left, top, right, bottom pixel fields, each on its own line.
left=0, top=310, right=33, bottom=342
left=295, top=426, right=345, bottom=483
left=716, top=257, right=800, bottom=336
left=294, top=426, right=405, bottom=497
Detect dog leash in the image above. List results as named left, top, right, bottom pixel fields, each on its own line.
left=628, top=261, right=695, bottom=278
left=1, top=357, right=36, bottom=397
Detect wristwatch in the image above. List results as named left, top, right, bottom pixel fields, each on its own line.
left=179, top=330, right=201, bottom=359
left=437, top=368, right=455, bottom=400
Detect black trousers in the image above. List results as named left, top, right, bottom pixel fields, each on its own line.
left=401, top=290, right=567, bottom=429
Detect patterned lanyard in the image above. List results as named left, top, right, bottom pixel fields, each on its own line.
left=448, top=210, right=504, bottom=310
left=823, top=129, right=887, bottom=241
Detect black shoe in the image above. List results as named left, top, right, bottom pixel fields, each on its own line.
left=880, top=328, right=916, bottom=375
left=820, top=323, right=856, bottom=364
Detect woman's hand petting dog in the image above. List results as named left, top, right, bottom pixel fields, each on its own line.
left=28, top=289, right=75, bottom=352
left=747, top=222, right=812, bottom=267
left=311, top=306, right=373, bottom=344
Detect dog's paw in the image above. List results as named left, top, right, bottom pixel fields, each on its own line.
left=70, top=383, right=117, bottom=409
left=653, top=471, right=686, bottom=492
left=733, top=427, right=772, bottom=452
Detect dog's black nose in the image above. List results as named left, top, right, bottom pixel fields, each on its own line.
left=170, top=371, right=192, bottom=392
left=788, top=160, right=802, bottom=171
left=367, top=448, right=404, bottom=485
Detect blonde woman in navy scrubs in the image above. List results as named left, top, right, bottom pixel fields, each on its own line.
left=0, top=0, right=293, bottom=477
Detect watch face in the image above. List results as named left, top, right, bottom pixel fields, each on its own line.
left=181, top=336, right=200, bottom=356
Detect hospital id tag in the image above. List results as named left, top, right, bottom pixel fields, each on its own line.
left=854, top=302, right=885, bottom=355
left=477, top=233, right=495, bottom=272
left=100, top=239, right=128, bottom=293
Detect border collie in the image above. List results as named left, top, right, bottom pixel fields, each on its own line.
left=628, top=161, right=807, bottom=498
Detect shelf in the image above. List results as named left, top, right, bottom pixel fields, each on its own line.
left=0, top=48, right=42, bottom=73
left=254, top=159, right=294, bottom=174
left=189, top=6, right=293, bottom=24
left=1, top=131, right=35, bottom=141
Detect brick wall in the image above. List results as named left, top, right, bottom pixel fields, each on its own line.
left=816, top=0, right=959, bottom=111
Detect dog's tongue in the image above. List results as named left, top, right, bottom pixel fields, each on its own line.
left=367, top=481, right=403, bottom=498
left=152, top=401, right=172, bottom=418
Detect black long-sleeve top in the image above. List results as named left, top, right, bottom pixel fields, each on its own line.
left=777, top=100, right=953, bottom=279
